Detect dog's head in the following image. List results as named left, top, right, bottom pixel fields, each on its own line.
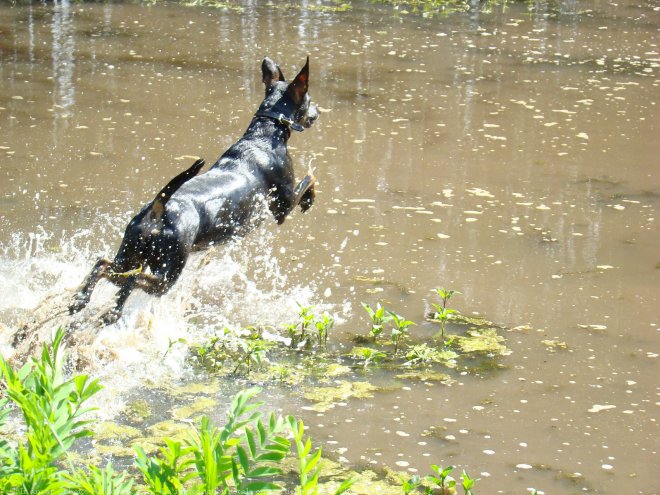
left=259, top=57, right=318, bottom=130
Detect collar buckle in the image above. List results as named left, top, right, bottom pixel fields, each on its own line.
left=256, top=110, right=304, bottom=132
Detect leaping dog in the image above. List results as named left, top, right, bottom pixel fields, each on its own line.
left=70, top=57, right=318, bottom=324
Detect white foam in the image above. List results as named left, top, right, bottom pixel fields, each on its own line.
left=0, top=220, right=335, bottom=420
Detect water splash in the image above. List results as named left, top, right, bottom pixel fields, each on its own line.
left=0, top=218, right=324, bottom=419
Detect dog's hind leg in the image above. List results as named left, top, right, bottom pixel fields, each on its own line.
left=101, top=255, right=186, bottom=324
left=70, top=253, right=143, bottom=318
left=100, top=276, right=137, bottom=325
left=69, top=258, right=115, bottom=314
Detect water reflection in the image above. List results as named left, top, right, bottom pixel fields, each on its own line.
left=51, top=0, right=75, bottom=119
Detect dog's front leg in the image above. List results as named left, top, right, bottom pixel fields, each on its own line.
left=291, top=174, right=317, bottom=216
left=298, top=175, right=316, bottom=213
left=269, top=174, right=316, bottom=224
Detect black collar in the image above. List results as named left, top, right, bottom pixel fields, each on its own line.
left=254, top=110, right=305, bottom=133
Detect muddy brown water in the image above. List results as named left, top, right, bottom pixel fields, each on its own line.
left=1, top=1, right=658, bottom=493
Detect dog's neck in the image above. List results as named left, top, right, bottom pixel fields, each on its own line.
left=247, top=114, right=295, bottom=142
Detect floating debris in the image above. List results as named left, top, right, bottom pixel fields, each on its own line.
left=588, top=404, right=616, bottom=413
left=542, top=339, right=568, bottom=351
left=466, top=188, right=495, bottom=198
left=578, top=324, right=608, bottom=331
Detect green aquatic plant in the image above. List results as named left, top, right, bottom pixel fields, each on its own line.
left=287, top=416, right=356, bottom=495
left=0, top=328, right=104, bottom=495
left=426, top=464, right=457, bottom=494
left=362, top=302, right=393, bottom=342
left=402, top=464, right=457, bottom=494
left=284, top=321, right=300, bottom=348
left=269, top=362, right=293, bottom=383
left=137, top=387, right=292, bottom=494
left=431, top=288, right=459, bottom=345
left=297, top=303, right=316, bottom=342
left=163, top=336, right=188, bottom=359
left=190, top=327, right=233, bottom=372
left=402, top=474, right=422, bottom=494
left=460, top=469, right=478, bottom=494
left=134, top=439, right=194, bottom=494
left=64, top=463, right=135, bottom=495
left=284, top=303, right=319, bottom=348
left=0, top=327, right=523, bottom=494
left=388, top=311, right=416, bottom=354
left=233, top=333, right=272, bottom=376
left=315, top=311, right=335, bottom=348
left=351, top=346, right=388, bottom=368
left=405, top=343, right=458, bottom=368
left=190, top=325, right=273, bottom=376
left=287, top=416, right=322, bottom=495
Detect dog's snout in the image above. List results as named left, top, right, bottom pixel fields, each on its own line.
left=304, top=103, right=319, bottom=128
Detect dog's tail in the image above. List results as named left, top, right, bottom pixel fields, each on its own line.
left=149, top=158, right=205, bottom=220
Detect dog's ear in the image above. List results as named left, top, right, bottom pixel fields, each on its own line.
left=262, top=57, right=285, bottom=90
left=287, top=57, right=309, bottom=106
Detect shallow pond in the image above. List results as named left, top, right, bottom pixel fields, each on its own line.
left=1, top=1, right=658, bottom=493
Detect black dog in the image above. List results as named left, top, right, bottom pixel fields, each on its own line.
left=69, top=57, right=318, bottom=324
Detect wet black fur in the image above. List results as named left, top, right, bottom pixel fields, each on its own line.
left=69, top=57, right=318, bottom=324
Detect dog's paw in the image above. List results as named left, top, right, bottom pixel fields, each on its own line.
left=69, top=294, right=88, bottom=315
left=300, top=184, right=315, bottom=212
left=101, top=309, right=121, bottom=326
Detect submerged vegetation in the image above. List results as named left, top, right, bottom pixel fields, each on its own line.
left=132, top=0, right=552, bottom=17
left=186, top=289, right=508, bottom=380
left=368, top=0, right=511, bottom=16
left=0, top=329, right=538, bottom=494
left=178, top=289, right=511, bottom=424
